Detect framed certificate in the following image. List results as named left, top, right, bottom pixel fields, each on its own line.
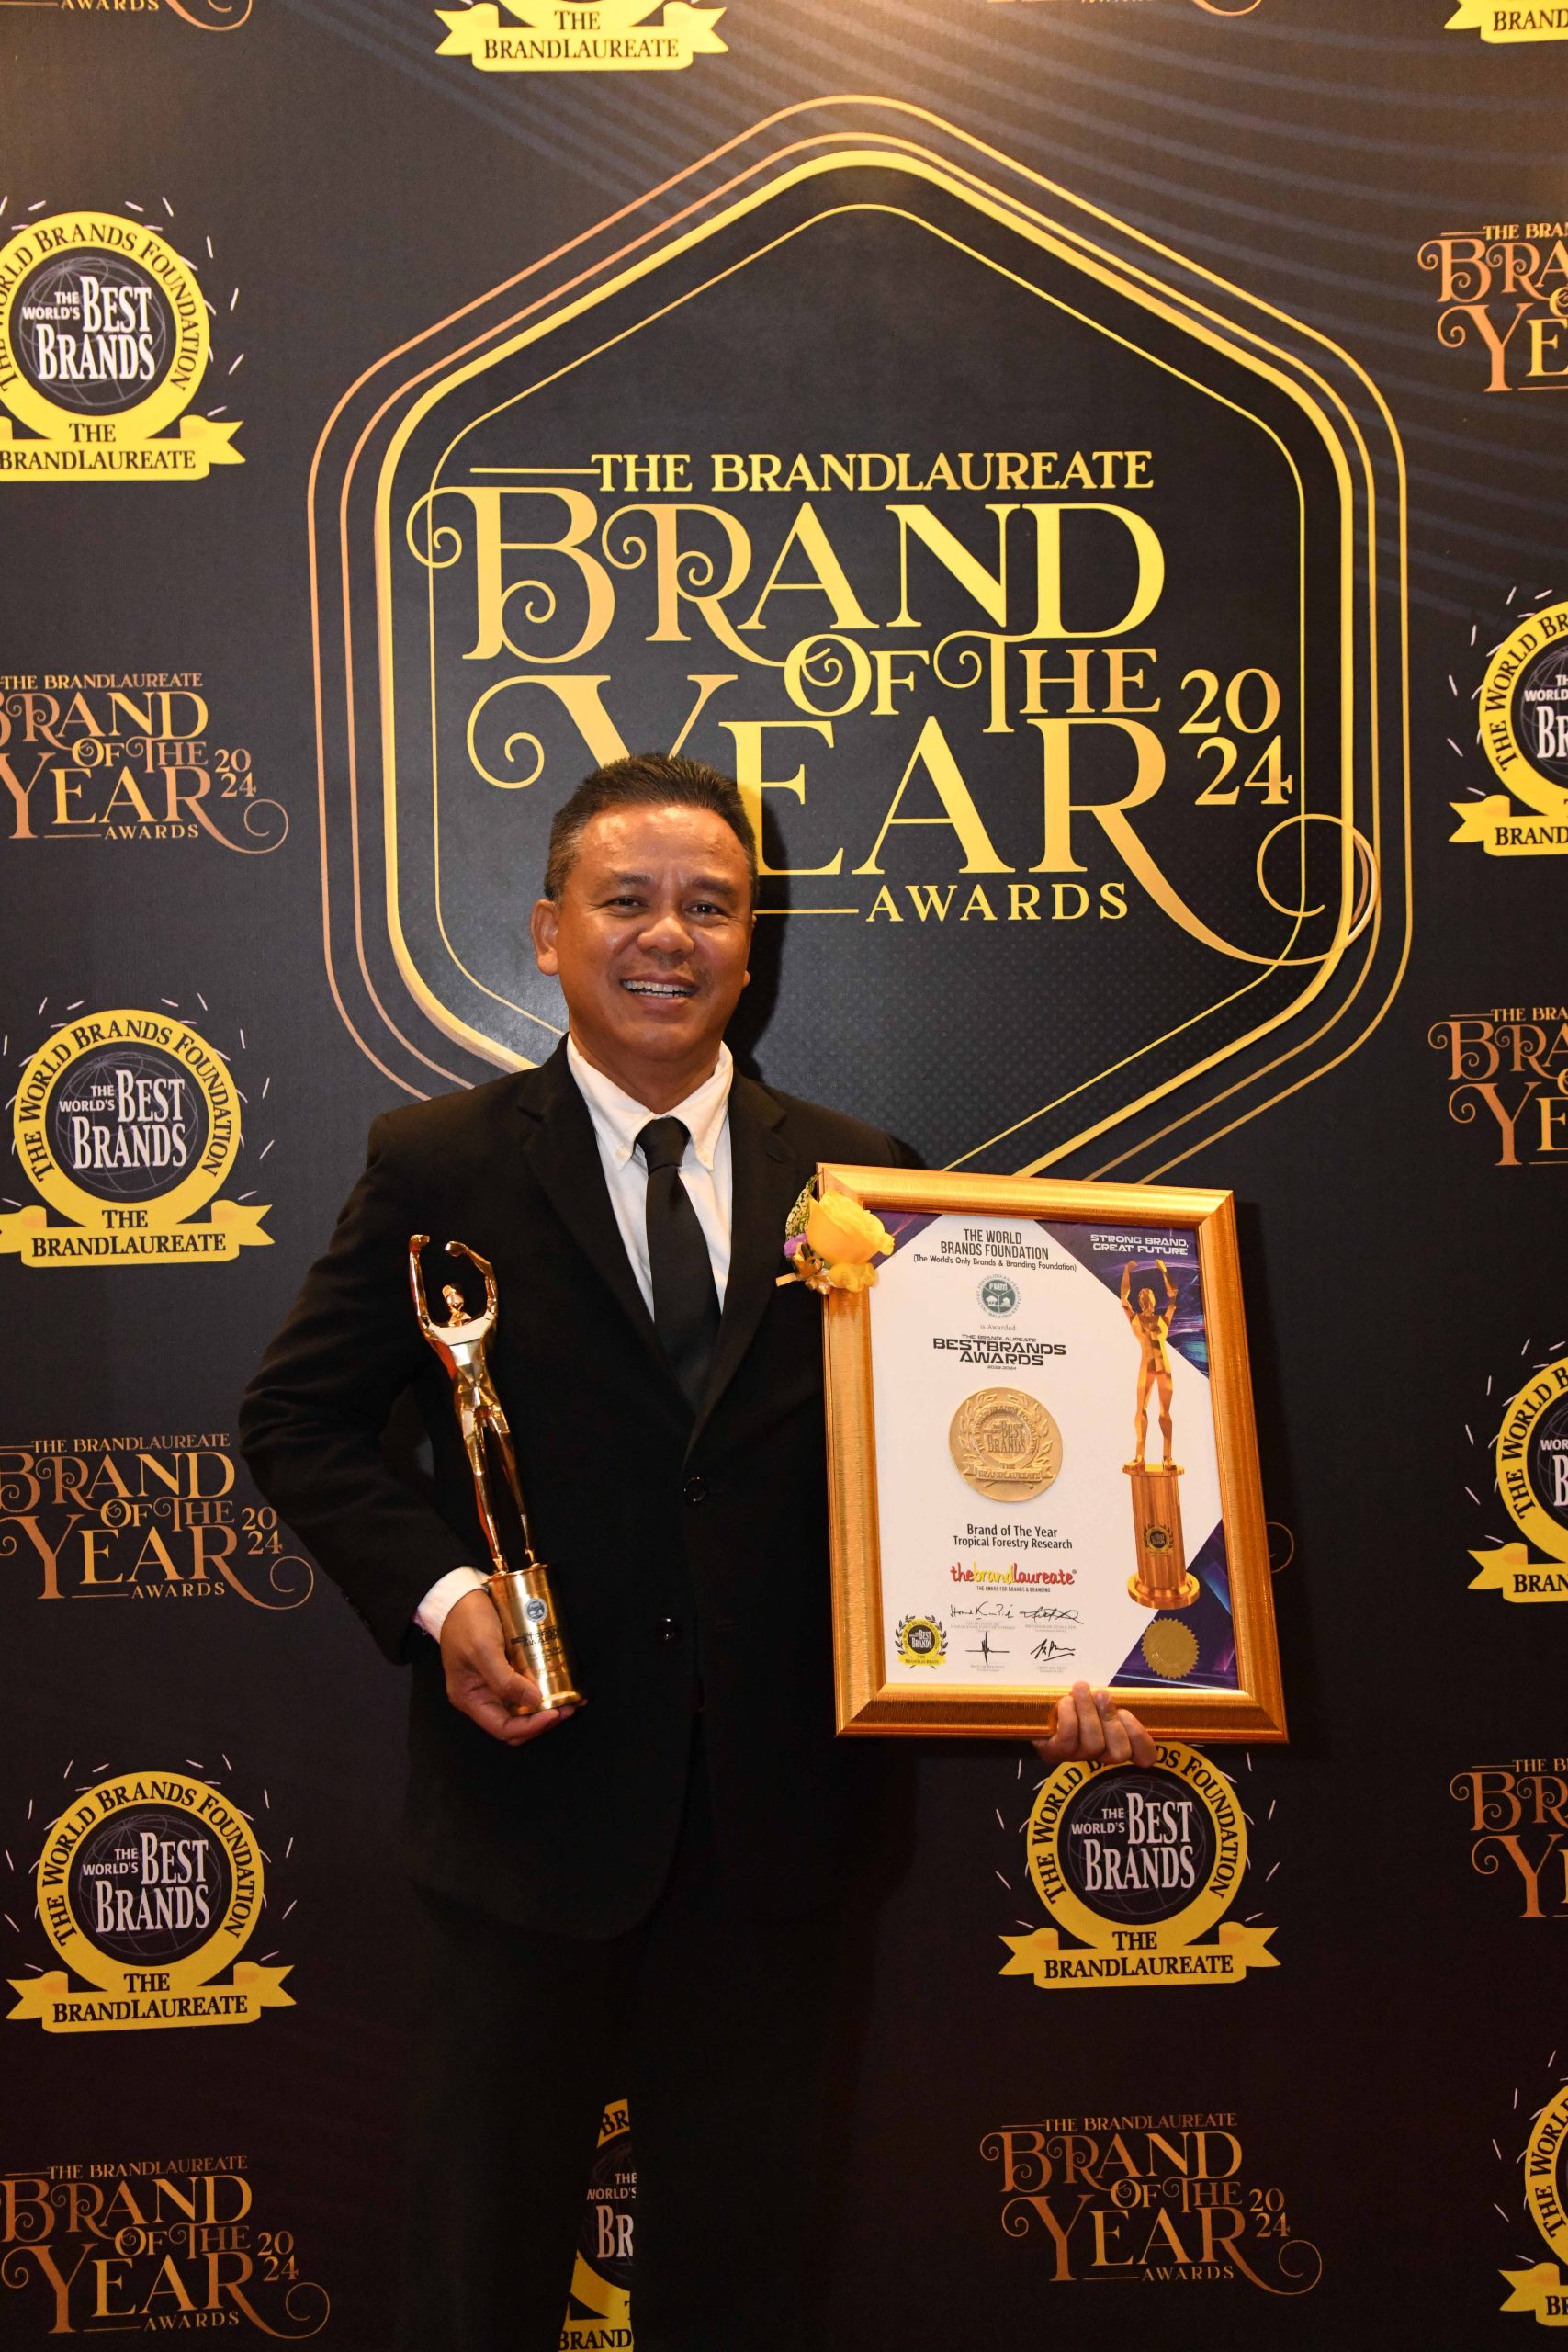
left=819, top=1169, right=1286, bottom=1743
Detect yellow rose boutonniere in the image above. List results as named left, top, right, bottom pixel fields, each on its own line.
left=778, top=1183, right=895, bottom=1295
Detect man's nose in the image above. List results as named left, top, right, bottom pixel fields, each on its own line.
left=637, top=907, right=694, bottom=952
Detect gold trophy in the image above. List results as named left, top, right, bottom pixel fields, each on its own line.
left=409, top=1235, right=582, bottom=1710
left=1121, top=1258, right=1199, bottom=1611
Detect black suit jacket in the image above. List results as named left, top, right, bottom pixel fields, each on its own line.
left=239, top=1045, right=916, bottom=1939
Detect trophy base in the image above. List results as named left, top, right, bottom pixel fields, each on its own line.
left=488, top=1564, right=583, bottom=1712
left=1128, top=1571, right=1201, bottom=1611
left=1123, top=1460, right=1195, bottom=1613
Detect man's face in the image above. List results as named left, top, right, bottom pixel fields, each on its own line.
left=530, top=803, right=754, bottom=1102
left=1138, top=1286, right=1156, bottom=1314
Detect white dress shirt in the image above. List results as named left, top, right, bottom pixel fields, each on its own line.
left=414, top=1039, right=737, bottom=1639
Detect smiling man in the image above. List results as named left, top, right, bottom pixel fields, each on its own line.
left=239, top=753, right=1150, bottom=2352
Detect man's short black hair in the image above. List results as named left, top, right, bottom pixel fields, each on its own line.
left=542, top=753, right=759, bottom=905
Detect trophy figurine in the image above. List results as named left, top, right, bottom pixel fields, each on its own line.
left=1121, top=1258, right=1199, bottom=1611
left=409, top=1234, right=582, bottom=1711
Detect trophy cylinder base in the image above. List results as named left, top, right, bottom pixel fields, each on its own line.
left=487, top=1564, right=583, bottom=1711
left=1123, top=1462, right=1197, bottom=1612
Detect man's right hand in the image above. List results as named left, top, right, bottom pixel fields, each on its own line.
left=438, top=1587, right=576, bottom=1746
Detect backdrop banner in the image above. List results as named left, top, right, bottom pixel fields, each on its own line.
left=0, top=3, right=1557, bottom=2344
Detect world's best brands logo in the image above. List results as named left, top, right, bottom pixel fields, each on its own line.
left=0, top=214, right=242, bottom=481
left=1465, top=1352, right=1568, bottom=1605
left=999, top=1740, right=1277, bottom=1989
left=1448, top=602, right=1568, bottom=858
left=6, top=1769, right=293, bottom=2034
left=1, top=1009, right=271, bottom=1267
left=1497, top=2070, right=1568, bottom=2328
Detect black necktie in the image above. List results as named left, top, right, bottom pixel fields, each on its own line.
left=637, top=1116, right=721, bottom=1412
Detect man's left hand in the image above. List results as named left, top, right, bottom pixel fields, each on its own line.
left=1032, top=1680, right=1156, bottom=1770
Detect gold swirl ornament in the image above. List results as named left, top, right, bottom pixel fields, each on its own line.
left=948, top=1386, right=1062, bottom=1502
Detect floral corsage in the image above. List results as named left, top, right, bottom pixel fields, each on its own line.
left=777, top=1182, right=895, bottom=1295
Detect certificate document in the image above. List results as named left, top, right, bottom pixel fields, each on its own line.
left=821, top=1171, right=1284, bottom=1742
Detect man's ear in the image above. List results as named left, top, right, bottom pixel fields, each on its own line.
left=530, top=897, right=560, bottom=975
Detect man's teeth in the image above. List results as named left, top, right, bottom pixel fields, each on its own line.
left=623, top=980, right=694, bottom=996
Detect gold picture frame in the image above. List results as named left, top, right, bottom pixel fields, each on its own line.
left=820, top=1168, right=1286, bottom=1744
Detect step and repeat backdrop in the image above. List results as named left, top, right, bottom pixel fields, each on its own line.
left=0, top=2, right=1560, bottom=2344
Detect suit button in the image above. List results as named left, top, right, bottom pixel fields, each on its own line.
left=682, top=1476, right=707, bottom=1505
left=653, top=1617, right=681, bottom=1645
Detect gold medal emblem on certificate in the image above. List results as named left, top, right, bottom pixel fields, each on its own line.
left=948, top=1387, right=1062, bottom=1503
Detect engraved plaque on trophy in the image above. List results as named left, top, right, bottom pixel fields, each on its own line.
left=410, top=1235, right=582, bottom=1711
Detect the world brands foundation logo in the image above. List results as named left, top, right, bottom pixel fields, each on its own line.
left=980, top=2110, right=1321, bottom=2293
left=564, top=2099, right=636, bottom=2348
left=0, top=213, right=242, bottom=481
left=6, top=1769, right=293, bottom=2034
left=312, top=101, right=1408, bottom=1183
left=1427, top=1007, right=1568, bottom=1166
left=0, top=1432, right=314, bottom=1610
left=434, top=0, right=726, bottom=74
left=0, top=1007, right=271, bottom=1267
left=1467, top=1353, right=1568, bottom=1604
left=0, top=2154, right=329, bottom=2339
left=999, top=1741, right=1277, bottom=1989
left=1450, top=603, right=1568, bottom=857
left=1501, top=2074, right=1568, bottom=2326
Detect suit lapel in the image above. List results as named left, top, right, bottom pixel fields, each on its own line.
left=688, top=1073, right=807, bottom=1453
left=516, top=1046, right=678, bottom=1396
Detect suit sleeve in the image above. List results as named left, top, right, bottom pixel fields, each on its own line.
left=237, top=1114, right=477, bottom=1663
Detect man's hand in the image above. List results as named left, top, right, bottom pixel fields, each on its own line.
left=439, top=1588, right=576, bottom=1747
left=1032, top=1680, right=1155, bottom=1770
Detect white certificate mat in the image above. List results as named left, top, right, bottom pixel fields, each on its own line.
left=822, top=1169, right=1283, bottom=1740
left=867, top=1210, right=1235, bottom=1698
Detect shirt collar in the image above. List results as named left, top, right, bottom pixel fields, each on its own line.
left=566, top=1035, right=734, bottom=1171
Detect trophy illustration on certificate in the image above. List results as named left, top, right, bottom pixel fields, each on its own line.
left=1121, top=1257, right=1199, bottom=1611
left=409, top=1234, right=582, bottom=1711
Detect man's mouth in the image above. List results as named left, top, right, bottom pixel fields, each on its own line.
left=620, top=978, right=696, bottom=1000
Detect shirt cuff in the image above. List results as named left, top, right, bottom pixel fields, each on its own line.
left=415, top=1566, right=490, bottom=1641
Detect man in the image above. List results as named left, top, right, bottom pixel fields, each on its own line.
left=239, top=754, right=1153, bottom=2352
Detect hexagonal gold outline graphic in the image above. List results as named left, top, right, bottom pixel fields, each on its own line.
left=310, top=100, right=1408, bottom=1180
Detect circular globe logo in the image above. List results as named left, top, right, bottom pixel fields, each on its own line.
left=11, top=247, right=175, bottom=416
left=978, top=1274, right=1020, bottom=1318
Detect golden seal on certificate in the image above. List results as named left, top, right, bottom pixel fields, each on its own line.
left=948, top=1387, right=1062, bottom=1502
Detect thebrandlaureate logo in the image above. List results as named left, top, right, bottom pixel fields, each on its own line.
left=1002, top=1741, right=1277, bottom=1988
left=1, top=1008, right=270, bottom=1266
left=1469, top=1354, right=1568, bottom=1603
left=7, top=1769, right=293, bottom=2033
left=435, top=0, right=726, bottom=74
left=0, top=213, right=242, bottom=480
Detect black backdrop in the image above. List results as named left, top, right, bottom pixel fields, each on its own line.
left=0, top=2, right=1561, bottom=2343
